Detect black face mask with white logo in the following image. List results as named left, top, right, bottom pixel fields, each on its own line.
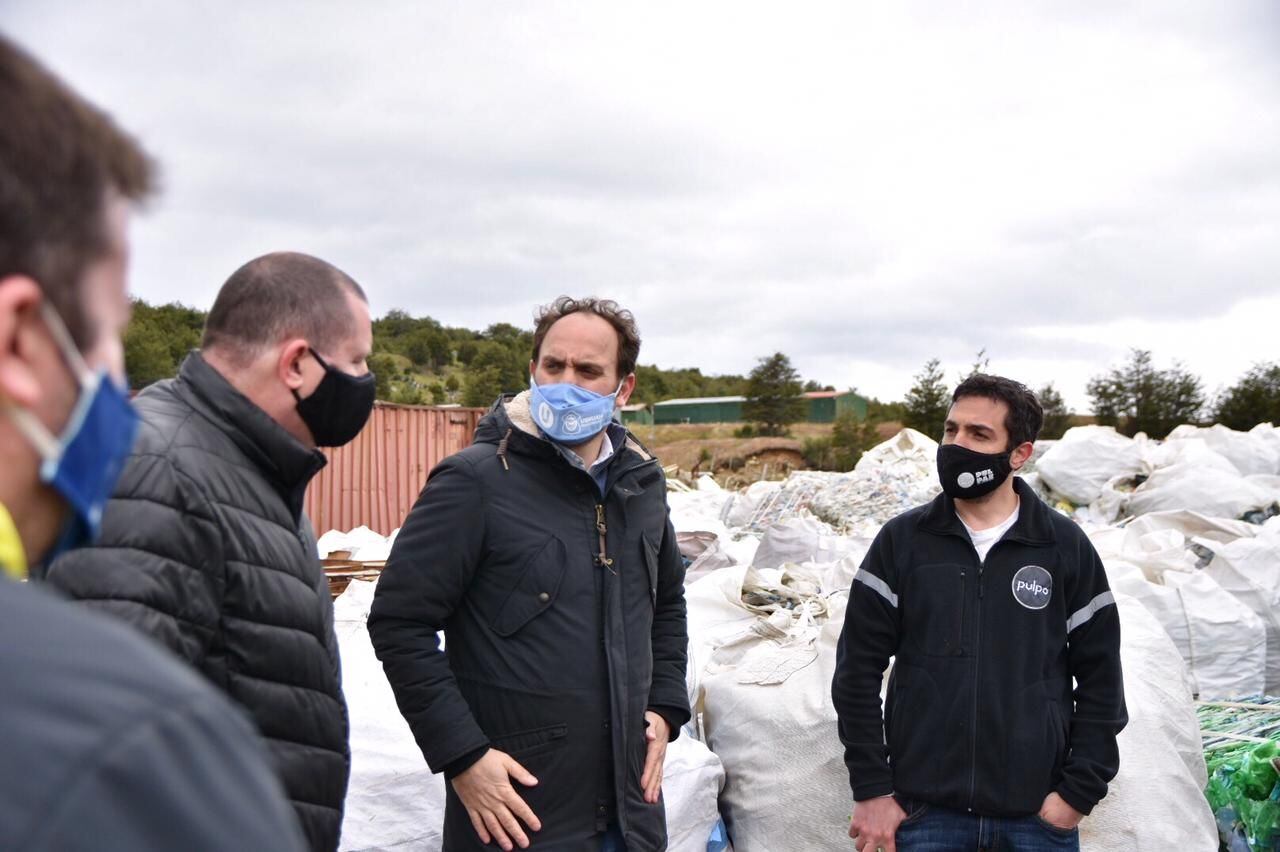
left=936, top=443, right=1013, bottom=500
left=293, top=347, right=376, bottom=447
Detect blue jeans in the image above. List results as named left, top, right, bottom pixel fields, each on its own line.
left=896, top=798, right=1080, bottom=851
left=599, top=822, right=625, bottom=852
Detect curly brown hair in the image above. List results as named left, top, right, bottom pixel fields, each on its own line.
left=531, top=296, right=641, bottom=378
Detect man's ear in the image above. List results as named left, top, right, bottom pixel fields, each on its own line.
left=1010, top=440, right=1035, bottom=471
left=0, top=276, right=46, bottom=408
left=277, top=339, right=311, bottom=393
left=615, top=373, right=637, bottom=408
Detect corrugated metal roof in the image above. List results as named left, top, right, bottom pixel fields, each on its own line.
left=805, top=390, right=866, bottom=399
left=653, top=395, right=747, bottom=406
left=304, top=402, right=485, bottom=536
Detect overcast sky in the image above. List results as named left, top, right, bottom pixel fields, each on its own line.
left=8, top=2, right=1279, bottom=410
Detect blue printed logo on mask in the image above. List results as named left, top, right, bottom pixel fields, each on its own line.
left=529, top=377, right=622, bottom=444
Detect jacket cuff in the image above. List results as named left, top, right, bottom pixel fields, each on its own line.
left=647, top=705, right=688, bottom=741
left=442, top=744, right=490, bottom=780
left=1055, top=783, right=1097, bottom=816
left=853, top=779, right=894, bottom=802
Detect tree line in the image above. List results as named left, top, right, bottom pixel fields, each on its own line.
left=895, top=349, right=1280, bottom=441
left=126, top=301, right=1280, bottom=449
left=740, top=348, right=1279, bottom=474
left=124, top=301, right=751, bottom=406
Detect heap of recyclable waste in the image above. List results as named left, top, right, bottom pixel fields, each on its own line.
left=329, top=422, right=1280, bottom=851
left=666, top=423, right=1280, bottom=852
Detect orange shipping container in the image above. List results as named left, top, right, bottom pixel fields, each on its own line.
left=305, top=402, right=486, bottom=537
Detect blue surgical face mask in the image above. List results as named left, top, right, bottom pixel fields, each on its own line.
left=529, top=376, right=623, bottom=444
left=5, top=304, right=139, bottom=562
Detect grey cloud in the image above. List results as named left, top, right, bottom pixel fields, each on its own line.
left=8, top=0, right=1279, bottom=405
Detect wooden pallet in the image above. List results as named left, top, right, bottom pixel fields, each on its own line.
left=322, top=559, right=385, bottom=599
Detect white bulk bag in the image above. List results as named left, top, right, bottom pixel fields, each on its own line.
left=692, top=566, right=850, bottom=852
left=1205, top=527, right=1280, bottom=693
left=1126, top=464, right=1275, bottom=519
left=1079, top=596, right=1217, bottom=851
left=1037, top=426, right=1148, bottom=506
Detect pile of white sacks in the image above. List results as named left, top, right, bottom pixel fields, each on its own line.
left=333, top=423, right=1280, bottom=850
left=1033, top=424, right=1280, bottom=698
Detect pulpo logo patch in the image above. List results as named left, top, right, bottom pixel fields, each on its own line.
left=1011, top=565, right=1052, bottom=610
left=537, top=402, right=556, bottom=429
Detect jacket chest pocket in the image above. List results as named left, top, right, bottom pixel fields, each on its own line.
left=900, top=562, right=968, bottom=657
left=488, top=535, right=568, bottom=637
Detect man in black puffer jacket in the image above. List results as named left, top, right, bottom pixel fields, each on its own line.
left=38, top=252, right=377, bottom=851
left=370, top=297, right=690, bottom=852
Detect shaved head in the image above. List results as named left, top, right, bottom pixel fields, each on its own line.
left=201, top=251, right=367, bottom=364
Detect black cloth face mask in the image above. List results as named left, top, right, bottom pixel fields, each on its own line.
left=293, top=347, right=376, bottom=447
left=936, top=442, right=1013, bottom=500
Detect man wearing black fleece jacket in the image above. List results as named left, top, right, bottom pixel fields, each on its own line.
left=833, top=375, right=1126, bottom=852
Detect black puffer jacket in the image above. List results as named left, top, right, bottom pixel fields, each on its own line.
left=38, top=353, right=350, bottom=851
left=369, top=392, right=691, bottom=852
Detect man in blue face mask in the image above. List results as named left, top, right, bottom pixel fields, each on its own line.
left=38, top=250, right=374, bottom=852
left=0, top=34, right=305, bottom=851
left=832, top=374, right=1127, bottom=852
left=370, top=296, right=690, bottom=852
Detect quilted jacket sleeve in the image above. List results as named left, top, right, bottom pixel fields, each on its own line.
left=37, top=450, right=225, bottom=668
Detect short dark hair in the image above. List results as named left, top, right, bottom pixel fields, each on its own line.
left=953, top=373, right=1044, bottom=449
left=202, top=252, right=367, bottom=362
left=0, top=35, right=156, bottom=350
left=531, top=296, right=641, bottom=378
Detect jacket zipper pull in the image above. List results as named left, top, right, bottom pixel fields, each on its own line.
left=595, top=504, right=614, bottom=573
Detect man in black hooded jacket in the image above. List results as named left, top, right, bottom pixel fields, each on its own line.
left=370, top=297, right=690, bottom=852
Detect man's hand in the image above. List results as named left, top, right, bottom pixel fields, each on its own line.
left=849, top=795, right=906, bottom=852
left=1038, top=792, right=1083, bottom=831
left=640, top=711, right=669, bottom=804
left=451, top=749, right=541, bottom=851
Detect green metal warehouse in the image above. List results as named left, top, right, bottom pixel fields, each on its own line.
left=619, top=403, right=654, bottom=426
left=803, top=390, right=868, bottom=423
left=651, top=390, right=867, bottom=425
left=652, top=395, right=746, bottom=424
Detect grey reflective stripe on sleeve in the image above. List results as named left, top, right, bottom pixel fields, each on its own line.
left=1067, top=591, right=1116, bottom=632
left=854, top=570, right=898, bottom=608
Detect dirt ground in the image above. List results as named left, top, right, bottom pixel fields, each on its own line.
left=647, top=436, right=804, bottom=472
left=630, top=421, right=836, bottom=446
left=639, top=420, right=907, bottom=486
